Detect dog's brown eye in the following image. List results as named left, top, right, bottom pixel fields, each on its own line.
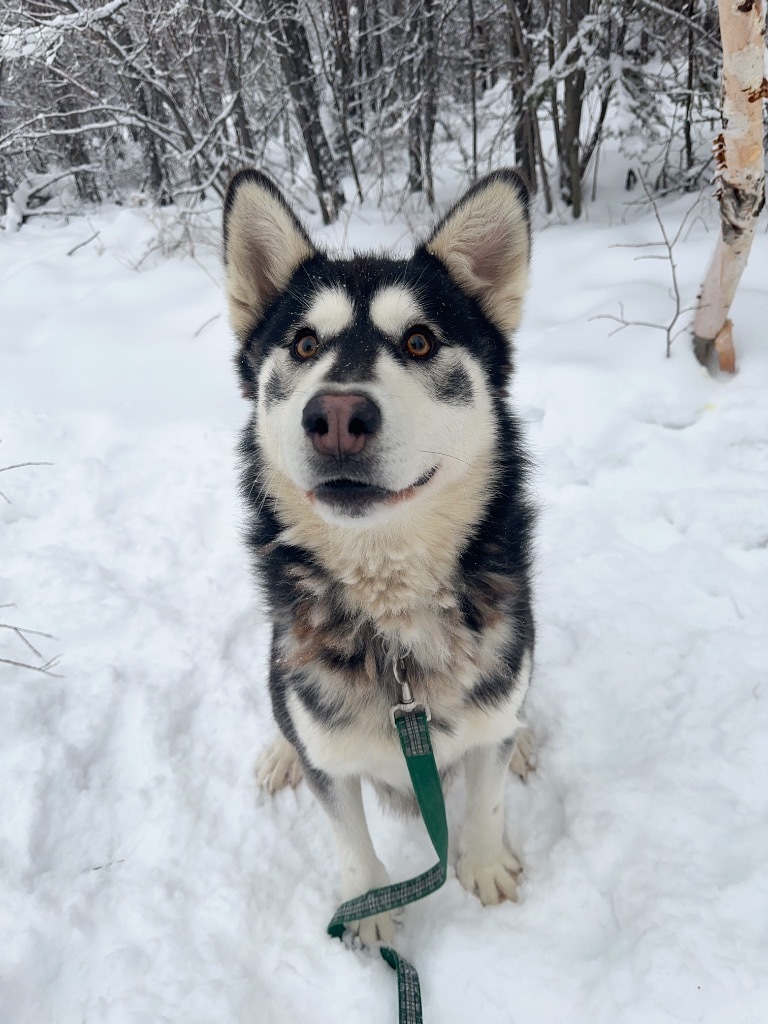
left=294, top=333, right=319, bottom=359
left=404, top=331, right=434, bottom=359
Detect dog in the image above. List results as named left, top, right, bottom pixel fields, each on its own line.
left=222, top=168, right=536, bottom=945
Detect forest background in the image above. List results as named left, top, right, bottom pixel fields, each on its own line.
left=0, top=1, right=733, bottom=227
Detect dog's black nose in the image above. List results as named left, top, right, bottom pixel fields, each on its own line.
left=302, top=393, right=381, bottom=456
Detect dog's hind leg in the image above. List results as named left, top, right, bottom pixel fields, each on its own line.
left=509, top=726, right=536, bottom=780
left=256, top=734, right=303, bottom=794
left=457, top=742, right=522, bottom=905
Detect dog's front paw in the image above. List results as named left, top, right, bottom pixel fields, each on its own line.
left=255, top=735, right=303, bottom=794
left=341, top=860, right=396, bottom=947
left=348, top=909, right=396, bottom=947
left=457, top=846, right=522, bottom=905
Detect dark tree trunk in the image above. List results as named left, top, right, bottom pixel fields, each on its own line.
left=0, top=60, right=12, bottom=217
left=514, top=111, right=537, bottom=193
left=404, top=0, right=437, bottom=203
left=262, top=0, right=344, bottom=224
left=112, top=22, right=172, bottom=204
left=421, top=0, right=437, bottom=206
left=227, top=18, right=256, bottom=160
left=328, top=0, right=364, bottom=202
left=683, top=0, right=696, bottom=174
left=55, top=85, right=101, bottom=204
left=557, top=0, right=589, bottom=218
left=468, top=0, right=478, bottom=180
left=506, top=0, right=539, bottom=195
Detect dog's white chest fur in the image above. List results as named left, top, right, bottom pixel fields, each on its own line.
left=276, top=450, right=510, bottom=649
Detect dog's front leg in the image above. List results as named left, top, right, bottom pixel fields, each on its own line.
left=312, top=772, right=395, bottom=945
left=457, top=742, right=522, bottom=905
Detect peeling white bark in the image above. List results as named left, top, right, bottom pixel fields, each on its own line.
left=693, top=0, right=767, bottom=371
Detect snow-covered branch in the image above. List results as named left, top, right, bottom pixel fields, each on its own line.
left=0, top=0, right=129, bottom=62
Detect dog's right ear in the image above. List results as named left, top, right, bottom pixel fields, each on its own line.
left=223, top=170, right=316, bottom=342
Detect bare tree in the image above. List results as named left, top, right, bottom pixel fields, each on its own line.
left=692, top=0, right=767, bottom=372
left=261, top=0, right=345, bottom=223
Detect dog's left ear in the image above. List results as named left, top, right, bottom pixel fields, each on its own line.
left=424, top=170, right=530, bottom=335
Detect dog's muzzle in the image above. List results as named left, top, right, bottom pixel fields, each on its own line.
left=301, top=391, right=437, bottom=518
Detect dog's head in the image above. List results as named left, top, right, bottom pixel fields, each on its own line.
left=223, top=170, right=530, bottom=529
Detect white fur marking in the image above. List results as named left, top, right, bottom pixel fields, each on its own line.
left=369, top=285, right=424, bottom=339
left=306, top=287, right=354, bottom=338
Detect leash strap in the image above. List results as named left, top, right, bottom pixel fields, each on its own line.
left=327, top=709, right=448, bottom=1024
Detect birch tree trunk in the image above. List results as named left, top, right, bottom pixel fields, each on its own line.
left=692, top=0, right=767, bottom=372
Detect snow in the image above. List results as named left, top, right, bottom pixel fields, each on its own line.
left=1, top=180, right=767, bottom=1024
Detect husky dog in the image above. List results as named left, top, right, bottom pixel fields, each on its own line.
left=223, top=169, right=535, bottom=945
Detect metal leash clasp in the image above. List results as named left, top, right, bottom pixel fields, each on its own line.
left=389, top=655, right=431, bottom=727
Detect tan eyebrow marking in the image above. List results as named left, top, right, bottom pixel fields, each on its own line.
left=305, top=287, right=355, bottom=338
left=370, top=285, right=424, bottom=340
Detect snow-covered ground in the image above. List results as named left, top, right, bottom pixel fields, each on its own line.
left=2, top=176, right=767, bottom=1024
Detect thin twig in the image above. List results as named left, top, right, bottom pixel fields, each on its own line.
left=193, top=313, right=221, bottom=337
left=0, top=623, right=57, bottom=641
left=83, top=858, right=126, bottom=874
left=0, top=656, right=63, bottom=677
left=67, top=230, right=101, bottom=257
left=0, top=619, right=59, bottom=677
left=6, top=628, right=44, bottom=660
left=0, top=460, right=53, bottom=502
left=592, top=175, right=703, bottom=357
left=0, top=461, right=54, bottom=474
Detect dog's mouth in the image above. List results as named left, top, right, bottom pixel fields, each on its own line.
left=309, top=466, right=438, bottom=515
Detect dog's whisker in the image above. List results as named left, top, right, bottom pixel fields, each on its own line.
left=416, top=449, right=475, bottom=469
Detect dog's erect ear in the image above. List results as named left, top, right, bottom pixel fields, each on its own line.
left=223, top=170, right=316, bottom=341
left=424, top=170, right=530, bottom=335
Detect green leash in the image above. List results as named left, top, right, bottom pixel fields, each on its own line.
left=327, top=664, right=448, bottom=1024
